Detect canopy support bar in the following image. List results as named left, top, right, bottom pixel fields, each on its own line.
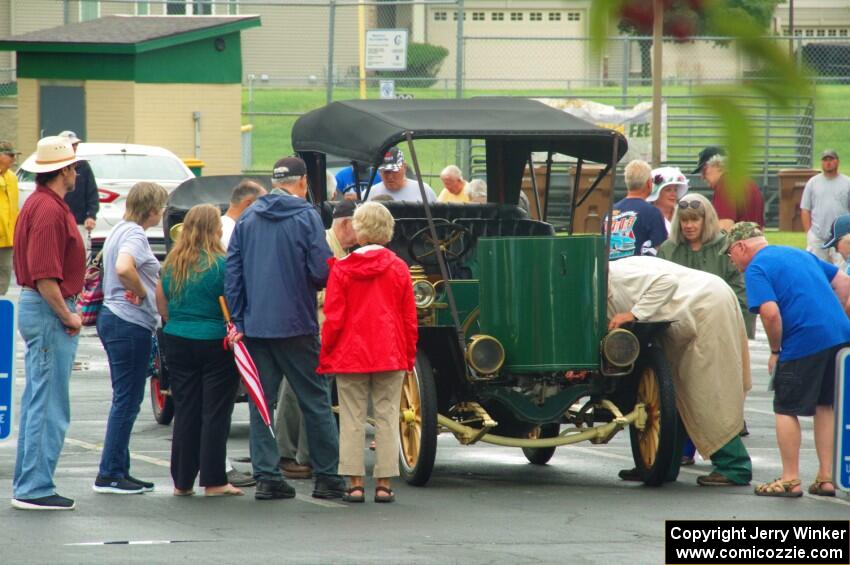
left=527, top=155, right=543, bottom=221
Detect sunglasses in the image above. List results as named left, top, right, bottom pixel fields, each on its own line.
left=725, top=241, right=741, bottom=256
left=677, top=200, right=702, bottom=210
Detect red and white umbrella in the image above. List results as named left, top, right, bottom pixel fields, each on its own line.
left=219, top=297, right=274, bottom=438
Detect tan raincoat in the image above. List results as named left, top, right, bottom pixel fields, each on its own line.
left=608, top=256, right=751, bottom=457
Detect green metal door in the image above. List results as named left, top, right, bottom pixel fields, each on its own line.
left=478, top=235, right=607, bottom=371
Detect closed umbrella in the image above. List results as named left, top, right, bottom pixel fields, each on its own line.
left=218, top=297, right=274, bottom=438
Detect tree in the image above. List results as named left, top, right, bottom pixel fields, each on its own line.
left=617, top=0, right=782, bottom=81
left=591, top=0, right=811, bottom=197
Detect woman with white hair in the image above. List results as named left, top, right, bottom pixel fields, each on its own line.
left=647, top=167, right=689, bottom=232
left=318, top=202, right=417, bottom=503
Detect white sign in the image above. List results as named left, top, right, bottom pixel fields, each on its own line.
left=379, top=80, right=395, bottom=100
left=536, top=98, right=668, bottom=163
left=365, top=29, right=408, bottom=71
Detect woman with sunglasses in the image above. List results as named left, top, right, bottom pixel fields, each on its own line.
left=658, top=193, right=755, bottom=465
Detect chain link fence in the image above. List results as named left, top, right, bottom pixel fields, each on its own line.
left=6, top=1, right=850, bottom=189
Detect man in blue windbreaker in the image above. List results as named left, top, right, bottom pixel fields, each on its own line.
left=225, top=156, right=345, bottom=501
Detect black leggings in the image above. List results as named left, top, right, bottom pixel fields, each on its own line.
left=163, top=333, right=239, bottom=489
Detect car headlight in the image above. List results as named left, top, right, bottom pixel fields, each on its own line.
left=601, top=328, right=640, bottom=368
left=169, top=222, right=184, bottom=243
left=412, top=280, right=436, bottom=309
left=466, top=334, right=505, bottom=375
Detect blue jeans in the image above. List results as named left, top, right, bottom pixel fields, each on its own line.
left=96, top=307, right=152, bottom=479
left=245, top=335, right=339, bottom=481
left=13, top=289, right=79, bottom=499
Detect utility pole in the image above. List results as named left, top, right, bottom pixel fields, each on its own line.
left=651, top=0, right=663, bottom=167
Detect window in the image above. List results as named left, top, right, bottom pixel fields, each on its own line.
left=792, top=28, right=802, bottom=36
left=828, top=29, right=837, bottom=37
left=567, top=12, right=581, bottom=21
left=452, top=11, right=466, bottom=20
left=529, top=12, right=542, bottom=21
left=510, top=12, right=523, bottom=21
left=166, top=1, right=186, bottom=14
left=805, top=29, right=814, bottom=36
left=79, top=0, right=100, bottom=21
left=491, top=12, right=504, bottom=21
left=227, top=0, right=239, bottom=15
left=548, top=12, right=561, bottom=21
left=816, top=29, right=825, bottom=37
left=840, top=29, right=849, bottom=37
left=136, top=0, right=149, bottom=15
left=434, top=11, right=447, bottom=21
left=193, top=0, right=213, bottom=15
left=472, top=12, right=485, bottom=21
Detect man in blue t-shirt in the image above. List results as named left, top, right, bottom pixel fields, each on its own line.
left=608, top=159, right=667, bottom=260
left=727, top=222, right=850, bottom=498
left=334, top=162, right=377, bottom=200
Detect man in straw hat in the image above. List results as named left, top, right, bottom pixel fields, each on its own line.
left=726, top=222, right=850, bottom=497
left=11, top=136, right=86, bottom=511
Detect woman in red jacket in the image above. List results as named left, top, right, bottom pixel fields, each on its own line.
left=318, top=202, right=417, bottom=503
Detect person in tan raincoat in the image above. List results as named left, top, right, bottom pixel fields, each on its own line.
left=608, top=255, right=753, bottom=486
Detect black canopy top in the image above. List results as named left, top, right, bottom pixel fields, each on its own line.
left=292, top=98, right=628, bottom=166
left=167, top=175, right=272, bottom=211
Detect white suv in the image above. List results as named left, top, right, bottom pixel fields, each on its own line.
left=18, top=142, right=195, bottom=258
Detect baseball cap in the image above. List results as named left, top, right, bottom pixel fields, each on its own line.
left=821, top=149, right=839, bottom=160
left=58, top=130, right=82, bottom=144
left=0, top=140, right=17, bottom=155
left=271, top=156, right=307, bottom=180
left=720, top=221, right=764, bottom=254
left=693, top=146, right=725, bottom=174
left=823, top=214, right=850, bottom=248
left=332, top=199, right=357, bottom=219
left=378, top=147, right=404, bottom=172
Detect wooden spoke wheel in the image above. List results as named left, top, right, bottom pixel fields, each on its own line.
left=399, top=351, right=438, bottom=486
left=150, top=331, right=174, bottom=426
left=522, top=423, right=560, bottom=465
left=628, top=345, right=677, bottom=486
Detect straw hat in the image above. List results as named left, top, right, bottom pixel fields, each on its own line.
left=20, top=136, right=81, bottom=173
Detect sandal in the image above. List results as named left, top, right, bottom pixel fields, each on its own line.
left=808, top=477, right=836, bottom=497
left=342, top=486, right=365, bottom=503
left=754, top=478, right=802, bottom=498
left=374, top=486, right=395, bottom=503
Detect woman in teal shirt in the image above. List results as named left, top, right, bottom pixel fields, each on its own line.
left=155, top=204, right=241, bottom=497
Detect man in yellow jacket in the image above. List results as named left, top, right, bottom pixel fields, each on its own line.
left=0, top=141, right=19, bottom=295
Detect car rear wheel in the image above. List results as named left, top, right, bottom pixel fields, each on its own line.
left=628, top=345, right=676, bottom=486
left=150, top=332, right=174, bottom=426
left=399, top=351, right=437, bottom=486
left=522, top=423, right=559, bottom=465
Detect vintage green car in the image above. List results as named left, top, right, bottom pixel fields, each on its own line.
left=293, top=97, right=678, bottom=487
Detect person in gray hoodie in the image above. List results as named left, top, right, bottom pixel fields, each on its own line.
left=225, top=156, right=345, bottom=501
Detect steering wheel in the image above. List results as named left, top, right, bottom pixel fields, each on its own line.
left=408, top=222, right=472, bottom=266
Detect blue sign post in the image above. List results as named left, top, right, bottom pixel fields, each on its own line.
left=835, top=349, right=850, bottom=492
left=0, top=299, right=14, bottom=440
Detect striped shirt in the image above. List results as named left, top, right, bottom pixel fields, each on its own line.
left=14, top=184, right=85, bottom=298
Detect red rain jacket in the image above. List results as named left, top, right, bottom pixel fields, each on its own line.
left=318, top=246, right=418, bottom=374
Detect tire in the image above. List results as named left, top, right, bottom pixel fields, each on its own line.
left=399, top=351, right=438, bottom=486
left=522, top=423, right=559, bottom=465
left=150, top=334, right=174, bottom=426
left=628, top=345, right=677, bottom=486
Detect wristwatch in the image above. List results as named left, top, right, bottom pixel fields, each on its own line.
left=771, top=349, right=781, bottom=355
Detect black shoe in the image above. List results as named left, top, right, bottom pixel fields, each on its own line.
left=12, top=494, right=76, bottom=511
left=618, top=467, right=643, bottom=482
left=126, top=475, right=155, bottom=492
left=254, top=479, right=296, bottom=500
left=92, top=476, right=145, bottom=494
left=312, top=475, right=346, bottom=499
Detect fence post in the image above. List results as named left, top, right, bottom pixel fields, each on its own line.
left=455, top=0, right=467, bottom=172
left=326, top=0, right=337, bottom=105
left=63, top=0, right=70, bottom=24
left=247, top=74, right=254, bottom=117
left=621, top=37, right=629, bottom=107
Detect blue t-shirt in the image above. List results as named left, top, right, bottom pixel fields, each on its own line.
left=745, top=246, right=850, bottom=361
left=608, top=198, right=668, bottom=260
left=335, top=166, right=377, bottom=197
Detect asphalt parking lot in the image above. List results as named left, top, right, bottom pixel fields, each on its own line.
left=1, top=285, right=848, bottom=565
